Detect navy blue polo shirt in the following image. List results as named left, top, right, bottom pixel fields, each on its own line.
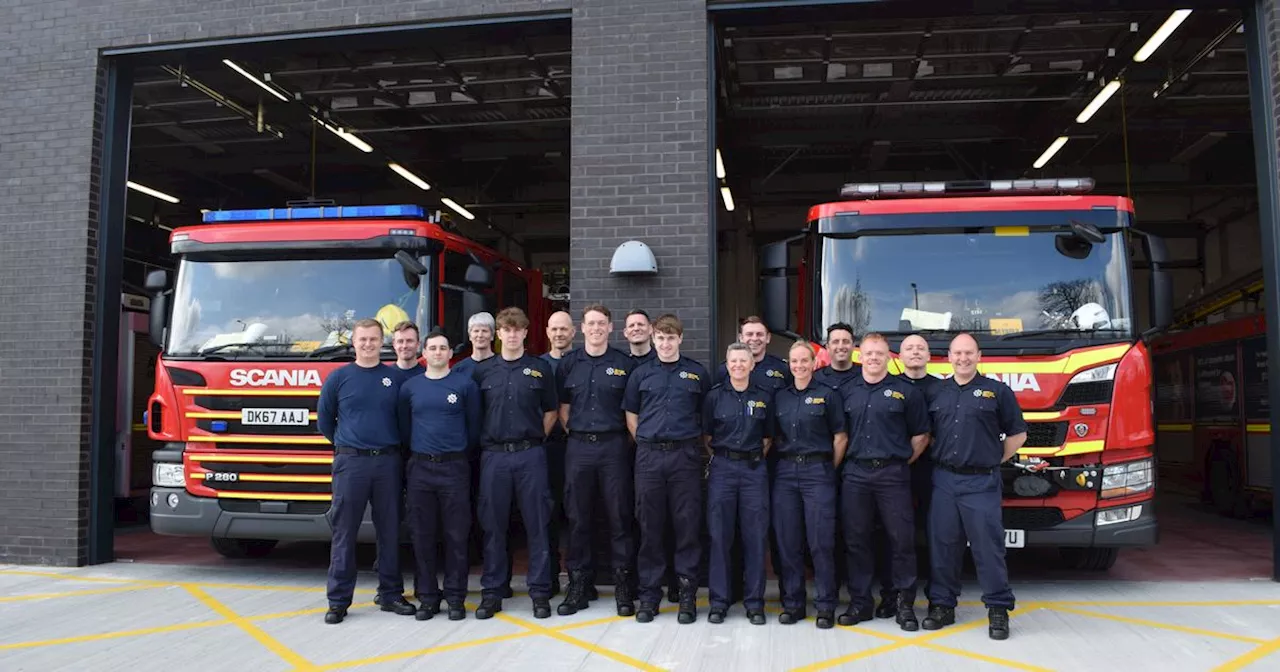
left=622, top=356, right=711, bottom=443
left=927, top=374, right=1027, bottom=469
left=390, top=363, right=425, bottom=384
left=397, top=371, right=481, bottom=455
left=541, top=351, right=572, bottom=439
left=715, top=353, right=792, bottom=393
left=452, top=354, right=492, bottom=379
left=843, top=374, right=931, bottom=461
left=814, top=364, right=862, bottom=394
left=702, top=382, right=773, bottom=453
left=772, top=381, right=847, bottom=455
left=317, top=362, right=402, bottom=450
left=557, top=346, right=633, bottom=434
left=473, top=354, right=559, bottom=445
left=898, top=371, right=941, bottom=396
left=631, top=348, right=657, bottom=366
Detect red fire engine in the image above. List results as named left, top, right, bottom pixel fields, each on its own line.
left=760, top=178, right=1172, bottom=570
left=145, top=204, right=547, bottom=558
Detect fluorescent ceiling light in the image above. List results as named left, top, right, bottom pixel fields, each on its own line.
left=1076, top=80, right=1122, bottom=123
left=1133, top=10, right=1193, bottom=63
left=441, top=197, right=475, bottom=220
left=389, top=163, right=431, bottom=191
left=315, top=118, right=373, bottom=153
left=1033, top=136, right=1070, bottom=169
left=720, top=186, right=736, bottom=212
left=126, top=181, right=180, bottom=204
left=222, top=59, right=289, bottom=102
left=715, top=149, right=726, bottom=179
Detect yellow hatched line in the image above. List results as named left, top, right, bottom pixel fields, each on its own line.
left=183, top=585, right=317, bottom=671
left=1048, top=605, right=1266, bottom=644
left=184, top=389, right=320, bottom=396
left=0, top=617, right=231, bottom=651
left=796, top=614, right=995, bottom=672
left=0, top=583, right=160, bottom=603
left=1213, top=634, right=1280, bottom=671
left=496, top=612, right=664, bottom=672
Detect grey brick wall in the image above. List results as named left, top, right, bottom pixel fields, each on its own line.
left=570, top=0, right=713, bottom=364
left=0, top=0, right=568, bottom=566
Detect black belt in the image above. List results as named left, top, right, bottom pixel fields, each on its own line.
left=569, top=431, right=626, bottom=443
left=779, top=452, right=831, bottom=464
left=482, top=440, right=538, bottom=453
left=713, top=448, right=763, bottom=461
left=335, top=447, right=399, bottom=456
left=641, top=439, right=697, bottom=451
left=411, top=451, right=470, bottom=463
left=852, top=457, right=907, bottom=469
left=936, top=462, right=995, bottom=475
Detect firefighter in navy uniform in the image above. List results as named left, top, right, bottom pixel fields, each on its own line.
left=898, top=333, right=940, bottom=597
left=703, top=342, right=773, bottom=625
left=539, top=310, right=577, bottom=596
left=838, top=333, right=931, bottom=631
left=398, top=328, right=480, bottom=621
left=922, top=333, right=1027, bottom=640
left=714, top=316, right=792, bottom=391
left=623, top=313, right=711, bottom=624
left=317, top=319, right=416, bottom=624
left=390, top=321, right=425, bottom=382
left=472, top=307, right=561, bottom=620
left=812, top=322, right=861, bottom=390
left=555, top=304, right=635, bottom=617
left=771, top=339, right=848, bottom=629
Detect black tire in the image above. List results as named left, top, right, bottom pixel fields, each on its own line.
left=1208, top=451, right=1247, bottom=518
left=210, top=537, right=278, bottom=559
left=1060, top=547, right=1118, bottom=571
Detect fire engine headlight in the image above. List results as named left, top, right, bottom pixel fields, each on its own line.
left=1097, top=504, right=1143, bottom=526
left=1101, top=459, right=1153, bottom=498
left=1068, top=363, right=1116, bottom=385
left=153, top=463, right=185, bottom=488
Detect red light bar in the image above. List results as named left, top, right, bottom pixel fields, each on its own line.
left=838, top=178, right=1095, bottom=200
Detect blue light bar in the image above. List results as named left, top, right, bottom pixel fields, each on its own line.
left=202, top=204, right=425, bottom=224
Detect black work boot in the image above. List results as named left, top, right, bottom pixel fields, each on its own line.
left=379, top=596, right=417, bottom=616
left=708, top=608, right=727, bottom=624
left=921, top=605, right=955, bottom=631
left=676, top=576, right=698, bottom=624
left=837, top=602, right=873, bottom=627
left=557, top=570, right=592, bottom=616
left=324, top=606, right=347, bottom=624
left=896, top=593, right=919, bottom=632
left=815, top=610, right=835, bottom=630
left=778, top=607, right=806, bottom=625
left=415, top=596, right=442, bottom=621
left=475, top=596, right=503, bottom=620
left=875, top=588, right=896, bottom=619
left=447, top=600, right=466, bottom=621
left=989, top=607, right=1010, bottom=640
left=666, top=576, right=680, bottom=604
left=636, top=601, right=658, bottom=623
left=614, top=568, right=636, bottom=617
left=533, top=597, right=552, bottom=619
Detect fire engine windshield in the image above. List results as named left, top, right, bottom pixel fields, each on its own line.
left=816, top=230, right=1133, bottom=341
left=165, top=255, right=428, bottom=357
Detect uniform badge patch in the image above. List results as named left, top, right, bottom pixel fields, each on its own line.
left=447, top=393, right=458, bottom=404
left=382, top=377, right=392, bottom=387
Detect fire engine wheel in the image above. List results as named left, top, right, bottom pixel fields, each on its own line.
left=1059, top=547, right=1118, bottom=571
left=211, top=537, right=279, bottom=559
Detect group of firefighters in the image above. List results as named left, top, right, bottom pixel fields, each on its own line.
left=316, top=304, right=1028, bottom=641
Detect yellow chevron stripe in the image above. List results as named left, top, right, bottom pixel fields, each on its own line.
left=1018, top=440, right=1105, bottom=457
left=186, top=411, right=318, bottom=420
left=215, top=492, right=331, bottom=501
left=186, top=435, right=330, bottom=445
left=188, top=454, right=333, bottom=464
left=184, top=389, right=320, bottom=396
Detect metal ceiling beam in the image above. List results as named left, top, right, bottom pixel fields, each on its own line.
left=269, top=51, right=572, bottom=77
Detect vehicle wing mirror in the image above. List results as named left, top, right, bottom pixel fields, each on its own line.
left=1055, top=234, right=1093, bottom=260
left=144, top=269, right=170, bottom=292
left=464, top=263, right=494, bottom=289
left=759, top=237, right=802, bottom=340
left=1068, top=218, right=1106, bottom=244
left=394, top=250, right=428, bottom=276
left=1140, top=232, right=1173, bottom=333
left=148, top=290, right=169, bottom=350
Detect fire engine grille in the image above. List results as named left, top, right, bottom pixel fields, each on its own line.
left=1054, top=381, right=1114, bottom=409
left=196, top=419, right=321, bottom=436
left=192, top=395, right=318, bottom=411
left=1002, top=507, right=1065, bottom=530
left=219, top=500, right=332, bottom=515
left=192, top=459, right=333, bottom=498
left=1024, top=421, right=1067, bottom=448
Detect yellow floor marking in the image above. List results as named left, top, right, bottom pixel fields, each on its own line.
left=318, top=631, right=538, bottom=670
left=0, top=583, right=161, bottom=603
left=1049, top=605, right=1267, bottom=644
left=1212, top=634, right=1280, bottom=672
left=497, top=612, right=666, bottom=672
left=184, top=584, right=317, bottom=671
left=0, top=618, right=231, bottom=650
left=792, top=640, right=913, bottom=671
left=0, top=570, right=143, bottom=584
left=916, top=643, right=1055, bottom=672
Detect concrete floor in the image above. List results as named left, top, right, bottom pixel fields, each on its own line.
left=3, top=562, right=1280, bottom=671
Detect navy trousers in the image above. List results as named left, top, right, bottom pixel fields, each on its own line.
left=773, top=457, right=839, bottom=612
left=479, top=445, right=554, bottom=600
left=635, top=442, right=704, bottom=605
left=565, top=434, right=634, bottom=573
left=406, top=454, right=471, bottom=604
left=842, top=461, right=917, bottom=608
left=327, top=451, right=404, bottom=609
left=707, top=455, right=769, bottom=611
left=927, top=468, right=1015, bottom=610
left=546, top=435, right=566, bottom=578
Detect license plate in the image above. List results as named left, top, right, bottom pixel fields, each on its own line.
left=1005, top=529, right=1025, bottom=548
left=240, top=408, right=309, bottom=426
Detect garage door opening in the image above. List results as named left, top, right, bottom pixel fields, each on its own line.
left=711, top=1, right=1272, bottom=579
left=103, top=17, right=570, bottom=564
